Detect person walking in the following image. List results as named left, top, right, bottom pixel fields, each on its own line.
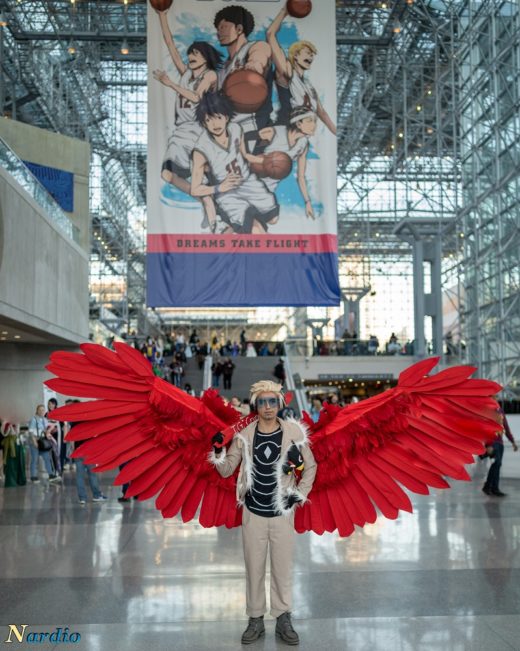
left=211, top=357, right=222, bottom=388
left=70, top=402, right=107, bottom=504
left=273, top=359, right=286, bottom=386
left=222, top=358, right=235, bottom=390
left=482, top=406, right=518, bottom=497
left=27, top=405, right=61, bottom=483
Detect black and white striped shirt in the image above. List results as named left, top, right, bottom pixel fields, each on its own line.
left=245, top=427, right=283, bottom=518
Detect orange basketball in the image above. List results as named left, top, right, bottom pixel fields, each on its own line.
left=149, top=0, right=173, bottom=11
left=263, top=151, right=293, bottom=180
left=286, top=0, right=312, bottom=18
left=250, top=161, right=266, bottom=178
left=223, top=70, right=269, bottom=113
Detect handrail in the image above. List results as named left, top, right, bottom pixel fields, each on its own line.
left=283, top=348, right=309, bottom=417
left=202, top=354, right=212, bottom=393
left=0, top=135, right=80, bottom=244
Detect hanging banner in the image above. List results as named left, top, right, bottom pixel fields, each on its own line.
left=147, top=0, right=339, bottom=306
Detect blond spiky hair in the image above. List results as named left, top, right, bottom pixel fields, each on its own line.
left=250, top=380, right=285, bottom=408
left=288, top=40, right=317, bottom=66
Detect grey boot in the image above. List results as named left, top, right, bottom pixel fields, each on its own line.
left=241, top=616, right=265, bottom=644
left=275, top=612, right=299, bottom=645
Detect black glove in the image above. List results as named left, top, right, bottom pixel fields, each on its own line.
left=211, top=432, right=224, bottom=453
left=282, top=443, right=304, bottom=475
left=282, top=493, right=303, bottom=510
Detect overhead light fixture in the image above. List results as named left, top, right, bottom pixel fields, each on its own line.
left=14, top=335, right=21, bottom=339
left=393, top=20, right=402, bottom=33
left=0, top=13, right=8, bottom=27
left=416, top=104, right=422, bottom=111
left=120, top=39, right=129, bottom=55
left=67, top=40, right=76, bottom=55
left=1, top=331, right=7, bottom=335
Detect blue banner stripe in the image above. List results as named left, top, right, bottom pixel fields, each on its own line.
left=146, top=252, right=340, bottom=307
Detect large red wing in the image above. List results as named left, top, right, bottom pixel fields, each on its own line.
left=295, top=358, right=502, bottom=537
left=46, top=342, right=242, bottom=528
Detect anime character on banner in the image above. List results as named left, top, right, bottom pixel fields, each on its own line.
left=191, top=93, right=279, bottom=234
left=152, top=0, right=333, bottom=234
left=214, top=5, right=273, bottom=145
left=254, top=106, right=317, bottom=219
left=267, top=6, right=336, bottom=134
left=153, top=7, right=222, bottom=230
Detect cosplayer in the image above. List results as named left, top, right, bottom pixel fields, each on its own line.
left=210, top=380, right=316, bottom=644
left=267, top=6, right=336, bottom=134
left=154, top=4, right=222, bottom=231
left=1, top=422, right=26, bottom=487
left=191, top=92, right=279, bottom=234
left=46, top=344, right=502, bottom=646
left=256, top=106, right=317, bottom=219
left=214, top=5, right=273, bottom=138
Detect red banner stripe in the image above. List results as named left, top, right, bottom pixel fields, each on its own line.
left=147, top=233, right=338, bottom=254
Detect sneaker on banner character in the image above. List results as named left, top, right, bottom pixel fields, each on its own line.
left=154, top=3, right=222, bottom=231
left=254, top=106, right=317, bottom=220
left=191, top=92, right=279, bottom=235
left=267, top=6, right=336, bottom=135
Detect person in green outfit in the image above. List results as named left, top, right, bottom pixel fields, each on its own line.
left=1, top=422, right=26, bottom=487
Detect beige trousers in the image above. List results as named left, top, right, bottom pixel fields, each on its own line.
left=241, top=506, right=295, bottom=618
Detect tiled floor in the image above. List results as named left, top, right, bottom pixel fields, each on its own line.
left=1, top=459, right=520, bottom=650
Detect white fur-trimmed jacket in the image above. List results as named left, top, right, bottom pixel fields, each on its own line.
left=209, top=417, right=317, bottom=516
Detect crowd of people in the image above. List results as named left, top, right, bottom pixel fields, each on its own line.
left=0, top=388, right=260, bottom=500
left=312, top=331, right=414, bottom=356
left=109, top=329, right=287, bottom=389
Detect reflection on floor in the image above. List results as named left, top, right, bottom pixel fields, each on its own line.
left=1, top=460, right=520, bottom=651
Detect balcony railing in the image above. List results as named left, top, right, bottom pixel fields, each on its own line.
left=285, top=337, right=417, bottom=357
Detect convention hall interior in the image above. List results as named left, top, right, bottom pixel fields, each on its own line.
left=1, top=0, right=520, bottom=649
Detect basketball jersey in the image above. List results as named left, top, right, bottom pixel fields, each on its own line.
left=218, top=41, right=273, bottom=132
left=194, top=122, right=250, bottom=184
left=175, top=69, right=207, bottom=125
left=276, top=71, right=318, bottom=125
left=218, top=42, right=255, bottom=87
left=264, top=126, right=308, bottom=161
left=289, top=72, right=318, bottom=111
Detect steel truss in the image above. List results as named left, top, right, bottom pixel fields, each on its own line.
left=0, top=0, right=518, bottom=394
left=455, top=0, right=520, bottom=397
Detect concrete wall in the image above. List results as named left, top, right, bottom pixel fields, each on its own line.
left=0, top=119, right=90, bottom=252
left=0, top=167, right=89, bottom=343
left=0, top=343, right=75, bottom=425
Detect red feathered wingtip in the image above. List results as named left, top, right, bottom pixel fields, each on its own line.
left=398, top=357, right=440, bottom=387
